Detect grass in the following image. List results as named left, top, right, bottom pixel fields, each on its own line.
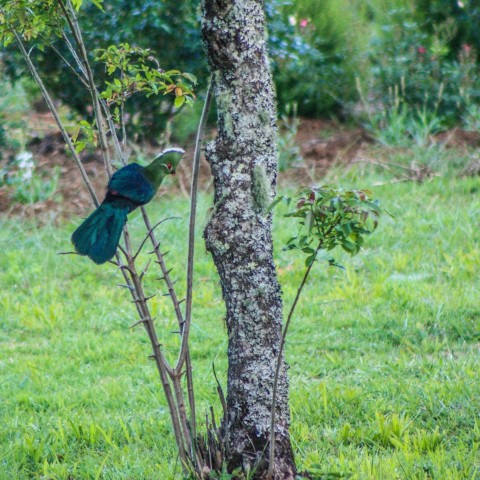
left=1, top=165, right=479, bottom=479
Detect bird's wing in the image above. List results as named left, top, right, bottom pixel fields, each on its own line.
left=108, top=164, right=156, bottom=206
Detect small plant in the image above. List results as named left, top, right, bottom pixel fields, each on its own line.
left=373, top=412, right=409, bottom=448
left=368, top=9, right=480, bottom=128
left=357, top=79, right=444, bottom=148
left=278, top=103, right=302, bottom=172
left=277, top=186, right=381, bottom=265
left=268, top=186, right=382, bottom=478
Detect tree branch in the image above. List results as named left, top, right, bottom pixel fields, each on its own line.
left=175, top=76, right=214, bottom=371
left=11, top=28, right=99, bottom=207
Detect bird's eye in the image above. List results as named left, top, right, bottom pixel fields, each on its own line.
left=166, top=163, right=172, bottom=170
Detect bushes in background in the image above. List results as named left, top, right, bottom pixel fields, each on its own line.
left=267, top=0, right=370, bottom=118
left=2, top=0, right=479, bottom=134
left=368, top=4, right=480, bottom=129
left=2, top=0, right=205, bottom=140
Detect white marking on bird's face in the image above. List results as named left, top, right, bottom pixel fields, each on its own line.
left=161, top=163, right=175, bottom=175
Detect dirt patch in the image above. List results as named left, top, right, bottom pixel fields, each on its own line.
left=3, top=116, right=368, bottom=219
left=2, top=114, right=475, bottom=219
left=434, top=128, right=480, bottom=149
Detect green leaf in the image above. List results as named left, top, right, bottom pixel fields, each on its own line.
left=182, top=72, right=197, bottom=84
left=267, top=195, right=288, bottom=212
left=91, top=0, right=104, bottom=11
left=71, top=0, right=83, bottom=10
left=174, top=96, right=186, bottom=108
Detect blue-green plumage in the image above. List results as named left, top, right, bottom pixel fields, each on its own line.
left=71, top=149, right=183, bottom=265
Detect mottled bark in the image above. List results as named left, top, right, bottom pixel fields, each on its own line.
left=201, top=1, right=296, bottom=478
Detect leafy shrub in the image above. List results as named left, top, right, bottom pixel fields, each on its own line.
left=368, top=7, right=480, bottom=127
left=267, top=0, right=369, bottom=117
left=2, top=0, right=206, bottom=139
left=3, top=0, right=480, bottom=135
left=4, top=0, right=371, bottom=124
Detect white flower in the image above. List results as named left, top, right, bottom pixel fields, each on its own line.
left=16, top=151, right=35, bottom=181
left=22, top=169, right=33, bottom=181
left=16, top=151, right=34, bottom=169
left=288, top=15, right=297, bottom=26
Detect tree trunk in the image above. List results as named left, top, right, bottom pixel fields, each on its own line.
left=201, top=1, right=296, bottom=478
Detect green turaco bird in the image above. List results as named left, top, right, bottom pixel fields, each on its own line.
left=72, top=148, right=184, bottom=264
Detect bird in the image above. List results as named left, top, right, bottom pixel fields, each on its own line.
left=71, top=148, right=184, bottom=265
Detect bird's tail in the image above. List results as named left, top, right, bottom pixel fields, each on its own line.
left=71, top=199, right=131, bottom=264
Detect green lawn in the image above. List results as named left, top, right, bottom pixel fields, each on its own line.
left=1, top=170, right=479, bottom=479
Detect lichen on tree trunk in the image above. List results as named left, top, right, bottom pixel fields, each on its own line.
left=201, top=1, right=296, bottom=478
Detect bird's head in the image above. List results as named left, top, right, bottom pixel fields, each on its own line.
left=156, top=148, right=185, bottom=176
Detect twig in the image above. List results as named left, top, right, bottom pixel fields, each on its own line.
left=11, top=28, right=99, bottom=207
left=46, top=38, right=89, bottom=89
left=133, top=216, right=180, bottom=261
left=169, top=78, right=213, bottom=464
left=59, top=0, right=113, bottom=176
left=120, top=69, right=127, bottom=156
left=267, top=240, right=322, bottom=480
left=59, top=30, right=126, bottom=164
left=175, top=76, right=214, bottom=371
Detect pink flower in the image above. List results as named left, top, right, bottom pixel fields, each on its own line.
left=462, top=44, right=472, bottom=54
left=417, top=46, right=427, bottom=54
left=300, top=18, right=308, bottom=28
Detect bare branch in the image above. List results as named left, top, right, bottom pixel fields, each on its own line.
left=10, top=29, right=99, bottom=207
left=141, top=208, right=185, bottom=326
left=267, top=241, right=323, bottom=480
left=59, top=0, right=113, bottom=175
left=175, top=76, right=214, bottom=371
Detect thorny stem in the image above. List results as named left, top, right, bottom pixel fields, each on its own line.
left=121, top=228, right=191, bottom=469
left=140, top=208, right=197, bottom=462
left=132, top=217, right=179, bottom=261
left=12, top=23, right=186, bottom=458
left=141, top=209, right=185, bottom=325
